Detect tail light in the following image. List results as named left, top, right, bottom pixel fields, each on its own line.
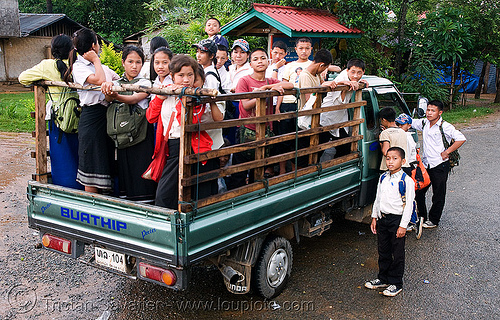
left=139, top=262, right=177, bottom=286
left=42, top=234, right=71, bottom=254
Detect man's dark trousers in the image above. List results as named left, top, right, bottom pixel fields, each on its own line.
left=415, top=160, right=450, bottom=225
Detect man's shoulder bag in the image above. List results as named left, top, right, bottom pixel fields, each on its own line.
left=439, top=121, right=460, bottom=167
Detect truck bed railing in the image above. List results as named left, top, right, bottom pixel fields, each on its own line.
left=31, top=81, right=366, bottom=214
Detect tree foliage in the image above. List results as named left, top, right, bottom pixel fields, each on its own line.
left=100, top=43, right=124, bottom=75
left=18, top=0, right=500, bottom=103
left=19, top=0, right=149, bottom=43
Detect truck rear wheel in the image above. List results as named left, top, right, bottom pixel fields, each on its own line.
left=253, top=236, right=293, bottom=298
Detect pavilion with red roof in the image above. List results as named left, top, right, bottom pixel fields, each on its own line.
left=221, top=3, right=363, bottom=59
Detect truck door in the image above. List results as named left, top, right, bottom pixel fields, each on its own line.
left=372, top=87, right=419, bottom=146
left=355, top=88, right=381, bottom=207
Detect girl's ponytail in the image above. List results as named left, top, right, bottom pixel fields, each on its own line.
left=50, top=34, right=72, bottom=80
left=64, top=48, right=77, bottom=83
left=63, top=28, right=98, bottom=83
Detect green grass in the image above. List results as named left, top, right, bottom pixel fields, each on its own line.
left=0, top=92, right=36, bottom=132
left=442, top=105, right=497, bottom=124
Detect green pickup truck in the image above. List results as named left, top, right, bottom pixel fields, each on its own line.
left=27, top=76, right=416, bottom=299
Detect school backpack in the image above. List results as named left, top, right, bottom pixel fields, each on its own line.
left=410, top=149, right=431, bottom=190
left=48, top=87, right=81, bottom=135
left=106, top=78, right=148, bottom=149
left=380, top=172, right=418, bottom=225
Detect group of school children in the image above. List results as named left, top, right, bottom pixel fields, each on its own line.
left=366, top=101, right=466, bottom=297
left=19, top=16, right=467, bottom=298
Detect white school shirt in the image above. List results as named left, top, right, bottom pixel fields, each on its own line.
left=405, top=131, right=417, bottom=163
left=139, top=61, right=151, bottom=80
left=411, top=117, right=466, bottom=169
left=112, top=77, right=152, bottom=109
left=229, top=62, right=252, bottom=91
left=160, top=95, right=181, bottom=139
left=72, top=55, right=118, bottom=106
left=218, top=66, right=231, bottom=94
left=265, top=62, right=286, bottom=105
left=202, top=64, right=226, bottom=150
left=151, top=75, right=173, bottom=100
left=265, top=62, right=286, bottom=80
left=320, top=69, right=352, bottom=137
left=372, top=169, right=415, bottom=228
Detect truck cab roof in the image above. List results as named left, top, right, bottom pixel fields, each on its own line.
left=361, top=75, right=395, bottom=88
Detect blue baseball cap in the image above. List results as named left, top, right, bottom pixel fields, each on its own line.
left=231, top=39, right=250, bottom=53
left=395, top=113, right=412, bottom=125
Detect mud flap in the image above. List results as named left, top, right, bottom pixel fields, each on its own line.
left=345, top=204, right=373, bottom=224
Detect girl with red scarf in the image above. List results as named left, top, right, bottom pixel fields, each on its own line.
left=144, top=54, right=217, bottom=209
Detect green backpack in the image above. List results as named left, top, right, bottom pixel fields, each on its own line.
left=49, top=87, right=81, bottom=134
left=106, top=78, right=148, bottom=149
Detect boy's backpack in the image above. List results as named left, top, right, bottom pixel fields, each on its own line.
left=106, top=78, right=148, bottom=149
left=410, top=149, right=431, bottom=190
left=380, top=172, right=418, bottom=224
left=205, top=70, right=225, bottom=94
left=48, top=87, right=81, bottom=135
left=423, top=120, right=461, bottom=167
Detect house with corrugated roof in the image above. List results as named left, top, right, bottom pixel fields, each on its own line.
left=0, top=1, right=83, bottom=81
left=221, top=3, right=363, bottom=61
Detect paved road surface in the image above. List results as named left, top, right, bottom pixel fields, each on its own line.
left=0, top=118, right=499, bottom=319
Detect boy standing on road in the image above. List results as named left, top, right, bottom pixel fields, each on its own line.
left=365, top=147, right=414, bottom=297
left=411, top=100, right=466, bottom=228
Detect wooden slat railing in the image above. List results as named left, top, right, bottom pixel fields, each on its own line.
left=32, top=81, right=366, bottom=213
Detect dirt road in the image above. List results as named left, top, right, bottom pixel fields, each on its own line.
left=0, top=109, right=499, bottom=319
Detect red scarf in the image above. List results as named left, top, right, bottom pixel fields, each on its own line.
left=143, top=95, right=213, bottom=182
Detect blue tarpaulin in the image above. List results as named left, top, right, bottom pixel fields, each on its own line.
left=436, top=68, right=479, bottom=93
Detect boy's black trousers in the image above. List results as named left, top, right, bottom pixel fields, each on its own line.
left=377, top=214, right=405, bottom=288
left=415, top=160, right=450, bottom=225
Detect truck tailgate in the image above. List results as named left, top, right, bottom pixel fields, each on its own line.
left=27, top=181, right=179, bottom=266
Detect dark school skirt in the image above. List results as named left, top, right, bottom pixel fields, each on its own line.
left=117, top=123, right=157, bottom=201
left=155, top=139, right=218, bottom=210
left=76, top=103, right=115, bottom=190
left=48, top=120, right=83, bottom=190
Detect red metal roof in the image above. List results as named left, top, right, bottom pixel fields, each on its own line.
left=252, top=3, right=362, bottom=34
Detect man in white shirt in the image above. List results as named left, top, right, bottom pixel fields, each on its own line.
left=411, top=100, right=466, bottom=228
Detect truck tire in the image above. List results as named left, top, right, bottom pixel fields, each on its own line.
left=253, top=236, right=293, bottom=298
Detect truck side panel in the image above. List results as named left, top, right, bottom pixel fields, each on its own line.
left=184, top=161, right=361, bottom=264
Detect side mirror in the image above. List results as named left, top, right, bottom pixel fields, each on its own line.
left=416, top=97, right=428, bottom=118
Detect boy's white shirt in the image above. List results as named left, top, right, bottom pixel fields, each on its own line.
left=265, top=62, right=286, bottom=80
left=411, top=117, right=466, bottom=168
left=405, top=131, right=417, bottom=163
left=372, top=169, right=415, bottom=228
left=320, top=69, right=352, bottom=137
left=202, top=64, right=226, bottom=150
left=228, top=62, right=252, bottom=91
left=217, top=66, right=231, bottom=93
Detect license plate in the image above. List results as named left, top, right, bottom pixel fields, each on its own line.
left=94, top=247, right=126, bottom=273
